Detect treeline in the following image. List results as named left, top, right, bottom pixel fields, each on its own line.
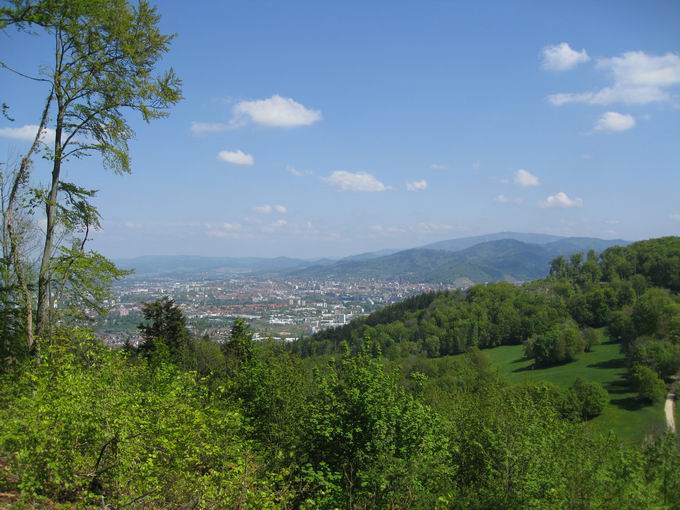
left=3, top=311, right=680, bottom=508
left=294, top=237, right=680, bottom=354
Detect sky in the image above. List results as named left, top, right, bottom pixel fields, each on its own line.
left=1, top=0, right=679, bottom=259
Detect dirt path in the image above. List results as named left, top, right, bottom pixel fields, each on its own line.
left=665, top=392, right=676, bottom=433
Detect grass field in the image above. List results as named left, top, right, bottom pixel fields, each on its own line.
left=483, top=341, right=666, bottom=444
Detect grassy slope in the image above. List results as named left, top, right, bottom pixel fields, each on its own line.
left=483, top=341, right=665, bottom=444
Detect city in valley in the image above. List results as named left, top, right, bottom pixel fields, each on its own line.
left=97, top=275, right=461, bottom=346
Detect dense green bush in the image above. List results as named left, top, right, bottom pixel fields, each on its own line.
left=524, top=321, right=586, bottom=366
left=563, top=378, right=609, bottom=420
left=630, top=364, right=667, bottom=404
left=0, top=329, right=285, bottom=508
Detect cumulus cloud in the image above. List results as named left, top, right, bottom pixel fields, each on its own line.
left=430, top=163, right=447, bottom=171
left=494, top=194, right=523, bottom=205
left=514, top=169, right=540, bottom=187
left=191, top=121, right=228, bottom=135
left=0, top=124, right=55, bottom=144
left=324, top=171, right=387, bottom=192
left=594, top=111, right=636, bottom=133
left=406, top=179, right=428, bottom=191
left=217, top=150, right=254, bottom=166
left=542, top=43, right=590, bottom=71
left=232, top=95, right=321, bottom=127
left=254, top=204, right=287, bottom=214
left=548, top=51, right=680, bottom=105
left=539, top=192, right=583, bottom=209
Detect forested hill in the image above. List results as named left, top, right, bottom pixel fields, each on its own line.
left=293, top=236, right=680, bottom=361
left=290, top=236, right=628, bottom=283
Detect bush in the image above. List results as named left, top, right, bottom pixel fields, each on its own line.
left=583, top=327, right=603, bottom=352
left=563, top=378, right=609, bottom=421
left=630, top=364, right=667, bottom=404
left=524, top=321, right=585, bottom=366
left=0, top=329, right=284, bottom=508
left=628, top=337, right=680, bottom=380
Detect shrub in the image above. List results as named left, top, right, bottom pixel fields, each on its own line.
left=630, top=364, right=667, bottom=404
left=524, top=321, right=585, bottom=366
left=0, top=329, right=284, bottom=508
left=563, top=378, right=609, bottom=421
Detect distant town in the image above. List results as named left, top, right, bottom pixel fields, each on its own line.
left=96, top=275, right=466, bottom=346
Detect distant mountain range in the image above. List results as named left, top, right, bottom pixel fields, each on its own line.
left=289, top=236, right=628, bottom=284
left=116, top=232, right=629, bottom=283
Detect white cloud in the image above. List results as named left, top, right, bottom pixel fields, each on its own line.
left=671, top=214, right=680, bottom=222
left=0, top=124, right=55, bottom=144
left=494, top=194, right=523, bottom=205
left=594, top=111, right=636, bottom=133
left=549, top=51, right=680, bottom=105
left=430, top=163, right=447, bottom=171
left=542, top=43, right=590, bottom=71
left=232, top=95, right=321, bottom=128
left=254, top=204, right=287, bottom=215
left=254, top=205, right=272, bottom=214
left=217, top=150, right=254, bottom=166
left=324, top=171, right=387, bottom=192
left=191, top=121, right=228, bottom=135
left=287, top=165, right=311, bottom=177
left=539, top=192, right=583, bottom=209
left=406, top=179, right=428, bottom=191
left=514, top=169, right=540, bottom=187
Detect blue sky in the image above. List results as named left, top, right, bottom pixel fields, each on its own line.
left=1, top=0, right=679, bottom=258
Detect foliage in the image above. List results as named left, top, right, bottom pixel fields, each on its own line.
left=137, top=296, right=192, bottom=365
left=0, top=0, right=182, bottom=335
left=297, top=346, right=454, bottom=508
left=630, top=364, right=667, bottom=404
left=0, top=329, right=285, bottom=508
left=563, top=377, right=609, bottom=421
left=524, top=320, right=586, bottom=366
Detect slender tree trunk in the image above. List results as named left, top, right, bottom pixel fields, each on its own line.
left=5, top=90, right=53, bottom=350
left=35, top=97, right=63, bottom=336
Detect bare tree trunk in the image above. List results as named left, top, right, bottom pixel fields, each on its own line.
left=5, top=90, right=53, bottom=350
left=35, top=109, right=62, bottom=336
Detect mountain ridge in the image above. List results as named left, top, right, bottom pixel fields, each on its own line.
left=115, top=233, right=629, bottom=281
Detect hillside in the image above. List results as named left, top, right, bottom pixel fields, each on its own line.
left=290, top=236, right=628, bottom=283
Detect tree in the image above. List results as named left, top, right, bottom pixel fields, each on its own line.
left=524, top=321, right=585, bottom=366
left=223, top=318, right=254, bottom=372
left=138, top=297, right=190, bottom=363
left=300, top=346, right=453, bottom=508
left=630, top=364, right=666, bottom=404
left=1, top=0, right=182, bottom=336
left=628, top=337, right=680, bottom=380
left=564, top=378, right=608, bottom=421
left=583, top=327, right=602, bottom=352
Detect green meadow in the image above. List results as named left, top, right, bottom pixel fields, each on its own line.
left=484, top=341, right=666, bottom=443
